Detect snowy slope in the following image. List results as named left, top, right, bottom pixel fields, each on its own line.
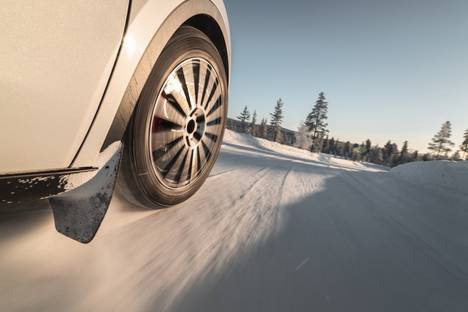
left=391, top=160, right=468, bottom=195
left=223, top=130, right=387, bottom=173
left=1, top=130, right=468, bottom=312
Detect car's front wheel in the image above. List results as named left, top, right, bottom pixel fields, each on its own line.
left=120, top=26, right=228, bottom=207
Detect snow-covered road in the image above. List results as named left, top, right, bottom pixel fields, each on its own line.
left=1, top=131, right=468, bottom=311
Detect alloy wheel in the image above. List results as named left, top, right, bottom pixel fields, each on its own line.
left=149, top=58, right=225, bottom=189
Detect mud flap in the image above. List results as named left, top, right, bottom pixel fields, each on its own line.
left=49, top=144, right=123, bottom=244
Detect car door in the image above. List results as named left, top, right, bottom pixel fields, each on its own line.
left=0, top=0, right=129, bottom=173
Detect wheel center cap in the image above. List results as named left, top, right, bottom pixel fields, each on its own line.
left=185, top=107, right=206, bottom=148
left=186, top=119, right=196, bottom=134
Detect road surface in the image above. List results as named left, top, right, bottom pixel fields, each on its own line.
left=1, top=131, right=468, bottom=312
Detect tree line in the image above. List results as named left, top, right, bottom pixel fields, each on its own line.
left=236, top=98, right=286, bottom=142
left=236, top=93, right=468, bottom=167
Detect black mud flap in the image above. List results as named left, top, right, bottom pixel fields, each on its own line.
left=49, top=145, right=123, bottom=244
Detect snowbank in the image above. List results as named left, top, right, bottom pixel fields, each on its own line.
left=391, top=161, right=468, bottom=195
left=223, top=130, right=386, bottom=172
left=223, top=130, right=316, bottom=160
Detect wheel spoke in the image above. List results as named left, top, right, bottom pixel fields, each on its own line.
left=162, top=145, right=185, bottom=177
left=174, top=149, right=190, bottom=183
left=152, top=117, right=183, bottom=133
left=152, top=136, right=184, bottom=159
left=163, top=73, right=191, bottom=114
left=162, top=91, right=188, bottom=118
left=200, top=66, right=211, bottom=109
left=201, top=140, right=212, bottom=162
left=197, top=64, right=207, bottom=107
left=206, top=117, right=222, bottom=127
left=188, top=148, right=195, bottom=182
left=204, top=79, right=219, bottom=110
left=177, top=68, right=194, bottom=110
left=205, top=82, right=221, bottom=112
left=205, top=132, right=218, bottom=143
left=206, top=96, right=222, bottom=118
left=183, top=62, right=198, bottom=110
left=193, top=62, right=200, bottom=106
left=196, top=145, right=202, bottom=175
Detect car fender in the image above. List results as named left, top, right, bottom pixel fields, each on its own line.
left=71, top=0, right=231, bottom=169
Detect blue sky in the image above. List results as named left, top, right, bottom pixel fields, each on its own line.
left=225, top=0, right=468, bottom=152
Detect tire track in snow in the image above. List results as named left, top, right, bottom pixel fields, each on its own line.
left=339, top=171, right=468, bottom=284
left=208, top=168, right=238, bottom=179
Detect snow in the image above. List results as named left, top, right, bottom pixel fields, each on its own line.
left=223, top=130, right=386, bottom=173
left=391, top=160, right=468, bottom=195
left=1, top=130, right=468, bottom=311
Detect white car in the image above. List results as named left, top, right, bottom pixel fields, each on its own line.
left=0, top=0, right=231, bottom=243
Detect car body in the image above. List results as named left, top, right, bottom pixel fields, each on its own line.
left=0, top=0, right=231, bottom=243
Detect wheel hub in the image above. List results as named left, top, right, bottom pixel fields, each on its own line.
left=185, top=107, right=206, bottom=148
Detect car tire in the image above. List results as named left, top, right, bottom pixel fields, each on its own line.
left=119, top=26, right=228, bottom=208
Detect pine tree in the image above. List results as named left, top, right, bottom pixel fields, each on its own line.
left=383, top=141, right=393, bottom=164
left=398, top=141, right=409, bottom=164
left=296, top=123, right=313, bottom=150
left=328, top=137, right=336, bottom=155
left=452, top=151, right=462, bottom=161
left=383, top=141, right=399, bottom=167
left=365, top=139, right=372, bottom=154
left=258, top=118, right=268, bottom=139
left=305, top=92, right=329, bottom=152
left=343, top=141, right=352, bottom=159
left=352, top=145, right=362, bottom=161
left=389, top=143, right=400, bottom=167
left=250, top=110, right=257, bottom=136
left=460, top=129, right=468, bottom=160
left=335, top=140, right=344, bottom=157
left=358, top=142, right=367, bottom=160
left=422, top=153, right=432, bottom=161
left=237, top=106, right=251, bottom=133
left=270, top=98, right=284, bottom=142
left=369, top=147, right=384, bottom=164
left=428, top=121, right=455, bottom=159
left=322, top=136, right=330, bottom=154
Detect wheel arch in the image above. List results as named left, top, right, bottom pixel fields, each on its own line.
left=183, top=14, right=230, bottom=79
left=71, top=0, right=231, bottom=168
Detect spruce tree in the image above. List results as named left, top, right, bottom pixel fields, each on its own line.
left=422, top=153, right=432, bottom=161
left=250, top=110, right=257, bottom=136
left=383, top=141, right=399, bottom=167
left=365, top=139, right=372, bottom=154
left=329, top=137, right=336, bottom=155
left=237, top=106, right=251, bottom=133
left=452, top=151, right=462, bottom=161
left=460, top=129, right=468, bottom=160
left=369, top=147, right=384, bottom=164
left=270, top=98, right=284, bottom=142
left=343, top=141, right=352, bottom=159
left=322, top=136, right=330, bottom=154
left=305, top=92, right=329, bottom=151
left=383, top=141, right=393, bottom=164
left=359, top=142, right=367, bottom=160
left=398, top=141, right=409, bottom=164
left=258, top=118, right=268, bottom=139
left=390, top=143, right=400, bottom=167
left=428, top=121, right=455, bottom=159
left=360, top=139, right=372, bottom=161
